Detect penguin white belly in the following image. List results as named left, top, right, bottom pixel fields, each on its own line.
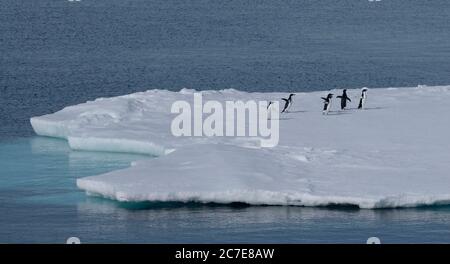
left=267, top=105, right=273, bottom=119
left=286, top=101, right=292, bottom=111
left=326, top=100, right=332, bottom=114
left=322, top=101, right=331, bottom=115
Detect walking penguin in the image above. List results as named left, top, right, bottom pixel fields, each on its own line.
left=281, top=94, right=295, bottom=113
left=337, top=89, right=351, bottom=110
left=358, top=88, right=368, bottom=109
left=267, top=101, right=273, bottom=119
left=321, top=93, right=333, bottom=115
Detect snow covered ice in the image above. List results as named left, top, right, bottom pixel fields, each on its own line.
left=30, top=85, right=450, bottom=208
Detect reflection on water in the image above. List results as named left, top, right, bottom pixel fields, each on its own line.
left=0, top=137, right=449, bottom=243
left=74, top=199, right=450, bottom=243
left=0, top=137, right=450, bottom=243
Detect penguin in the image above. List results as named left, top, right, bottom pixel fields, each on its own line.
left=321, top=93, right=333, bottom=115
left=358, top=88, right=368, bottom=109
left=281, top=93, right=295, bottom=113
left=336, top=89, right=351, bottom=110
left=267, top=101, right=275, bottom=119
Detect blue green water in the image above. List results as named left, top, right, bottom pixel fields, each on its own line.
left=1, top=0, right=450, bottom=243
left=1, top=137, right=449, bottom=243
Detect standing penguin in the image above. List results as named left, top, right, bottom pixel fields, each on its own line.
left=336, top=89, right=351, bottom=110
left=281, top=93, right=295, bottom=113
left=321, top=93, right=333, bottom=115
left=358, top=88, right=368, bottom=109
left=267, top=101, right=273, bottom=119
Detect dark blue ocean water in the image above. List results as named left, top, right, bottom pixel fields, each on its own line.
left=1, top=0, right=450, bottom=243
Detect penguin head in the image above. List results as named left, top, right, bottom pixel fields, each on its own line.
left=289, top=93, right=296, bottom=98
left=328, top=93, right=333, bottom=99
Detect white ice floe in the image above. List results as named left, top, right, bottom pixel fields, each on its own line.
left=31, top=85, right=450, bottom=208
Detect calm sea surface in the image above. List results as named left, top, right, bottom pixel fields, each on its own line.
left=1, top=0, right=449, bottom=243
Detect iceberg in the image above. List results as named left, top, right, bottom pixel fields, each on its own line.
left=31, top=86, right=450, bottom=208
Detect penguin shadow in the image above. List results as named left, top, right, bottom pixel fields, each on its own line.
left=363, top=106, right=385, bottom=110
left=286, top=110, right=307, bottom=113
left=271, top=117, right=294, bottom=120
left=347, top=106, right=385, bottom=111
left=326, top=111, right=352, bottom=115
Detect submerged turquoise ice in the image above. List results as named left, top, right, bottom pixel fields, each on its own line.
left=1, top=137, right=450, bottom=243
left=0, top=137, right=144, bottom=206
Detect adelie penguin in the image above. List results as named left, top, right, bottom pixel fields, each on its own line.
left=358, top=88, right=368, bottom=109
left=321, top=93, right=333, bottom=115
left=267, top=101, right=275, bottom=119
left=281, top=94, right=295, bottom=113
left=337, top=89, right=351, bottom=110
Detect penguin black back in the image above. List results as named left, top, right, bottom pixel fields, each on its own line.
left=281, top=93, right=295, bottom=113
left=358, top=89, right=368, bottom=109
left=321, top=93, right=333, bottom=113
